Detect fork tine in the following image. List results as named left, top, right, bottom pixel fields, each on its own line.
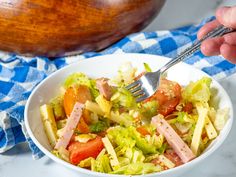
left=125, top=80, right=141, bottom=90
left=129, top=85, right=142, bottom=93
left=136, top=94, right=148, bottom=102
left=133, top=89, right=145, bottom=97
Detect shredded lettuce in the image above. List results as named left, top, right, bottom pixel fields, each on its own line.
left=110, top=111, right=134, bottom=127
left=110, top=62, right=137, bottom=87
left=111, top=88, right=137, bottom=108
left=168, top=112, right=193, bottom=134
left=56, top=119, right=67, bottom=129
left=182, top=77, right=212, bottom=103
left=110, top=162, right=161, bottom=175
left=107, top=126, right=157, bottom=155
left=91, top=149, right=112, bottom=173
left=79, top=157, right=94, bottom=168
left=145, top=134, right=164, bottom=149
left=144, top=153, right=159, bottom=163
left=140, top=101, right=158, bottom=119
left=89, top=120, right=109, bottom=133
left=168, top=112, right=195, bottom=125
left=144, top=63, right=152, bottom=72
left=64, top=72, right=99, bottom=98
left=157, top=143, right=167, bottom=154
left=50, top=95, right=66, bottom=120
left=214, top=108, right=229, bottom=131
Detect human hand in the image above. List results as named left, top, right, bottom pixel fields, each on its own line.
left=198, top=6, right=236, bottom=63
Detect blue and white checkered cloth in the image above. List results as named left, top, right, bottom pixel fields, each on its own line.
left=1, top=17, right=236, bottom=159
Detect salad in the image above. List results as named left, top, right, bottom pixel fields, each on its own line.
left=40, top=62, right=229, bottom=175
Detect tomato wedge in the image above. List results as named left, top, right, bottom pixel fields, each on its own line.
left=158, top=97, right=180, bottom=116
left=68, top=136, right=104, bottom=165
left=64, top=85, right=92, bottom=117
left=182, top=102, right=193, bottom=114
left=146, top=79, right=182, bottom=117
left=64, top=85, right=92, bottom=133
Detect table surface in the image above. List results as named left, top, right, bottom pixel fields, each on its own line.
left=1, top=0, right=236, bottom=177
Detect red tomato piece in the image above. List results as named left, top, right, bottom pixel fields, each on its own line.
left=182, top=102, right=193, bottom=114
left=151, top=79, right=182, bottom=116
left=158, top=97, right=180, bottom=117
left=68, top=136, right=104, bottom=165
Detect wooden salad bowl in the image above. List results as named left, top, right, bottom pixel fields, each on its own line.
left=0, top=0, right=165, bottom=57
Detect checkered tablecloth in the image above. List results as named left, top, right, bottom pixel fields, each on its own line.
left=1, top=17, right=236, bottom=159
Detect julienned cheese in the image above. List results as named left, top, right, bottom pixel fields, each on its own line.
left=191, top=103, right=208, bottom=155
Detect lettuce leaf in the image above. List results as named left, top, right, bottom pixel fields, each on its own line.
left=182, top=77, right=212, bottom=103
left=90, top=149, right=112, bottom=173
left=107, top=126, right=157, bottom=155
left=140, top=100, right=158, bottom=119
left=110, top=111, right=134, bottom=127
left=110, top=62, right=137, bottom=87
left=110, top=162, right=161, bottom=175
left=89, top=120, right=109, bottom=133
left=50, top=95, right=66, bottom=120
left=214, top=107, right=229, bottom=131
left=111, top=88, right=136, bottom=108
left=144, top=63, right=152, bottom=72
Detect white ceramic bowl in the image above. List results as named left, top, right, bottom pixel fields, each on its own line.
left=24, top=54, right=233, bottom=177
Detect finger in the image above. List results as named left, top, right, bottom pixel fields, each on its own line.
left=223, top=32, right=236, bottom=45
left=200, top=37, right=224, bottom=56
left=216, top=6, right=236, bottom=28
left=197, top=20, right=221, bottom=40
left=220, top=43, right=236, bottom=64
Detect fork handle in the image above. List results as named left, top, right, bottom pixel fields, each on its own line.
left=159, top=25, right=235, bottom=74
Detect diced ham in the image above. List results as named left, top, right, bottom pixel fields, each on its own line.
left=151, top=115, right=195, bottom=163
left=55, top=102, right=84, bottom=149
left=96, top=78, right=113, bottom=100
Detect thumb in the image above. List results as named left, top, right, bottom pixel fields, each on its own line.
left=216, top=6, right=236, bottom=28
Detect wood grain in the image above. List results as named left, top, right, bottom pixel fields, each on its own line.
left=0, top=0, right=165, bottom=57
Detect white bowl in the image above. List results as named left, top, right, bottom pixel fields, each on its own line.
left=24, top=54, right=233, bottom=177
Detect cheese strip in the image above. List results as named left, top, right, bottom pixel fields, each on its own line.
left=40, top=104, right=58, bottom=147
left=102, top=136, right=119, bottom=169
left=158, top=155, right=175, bottom=169
left=204, top=116, right=217, bottom=140
left=191, top=104, right=208, bottom=155
left=55, top=102, right=83, bottom=149
left=152, top=115, right=195, bottom=163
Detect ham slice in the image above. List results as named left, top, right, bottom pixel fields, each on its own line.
left=151, top=115, right=195, bottom=163
left=55, top=102, right=84, bottom=149
left=96, top=78, right=113, bottom=100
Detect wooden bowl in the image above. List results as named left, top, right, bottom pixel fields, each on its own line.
left=0, top=0, right=165, bottom=57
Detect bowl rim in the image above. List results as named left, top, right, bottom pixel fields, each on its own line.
left=24, top=53, right=234, bottom=177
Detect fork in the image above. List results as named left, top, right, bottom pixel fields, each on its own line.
left=126, top=25, right=235, bottom=102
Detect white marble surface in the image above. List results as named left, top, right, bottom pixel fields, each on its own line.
left=1, top=0, right=236, bottom=177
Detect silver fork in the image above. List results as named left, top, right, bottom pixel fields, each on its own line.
left=126, top=25, right=234, bottom=102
